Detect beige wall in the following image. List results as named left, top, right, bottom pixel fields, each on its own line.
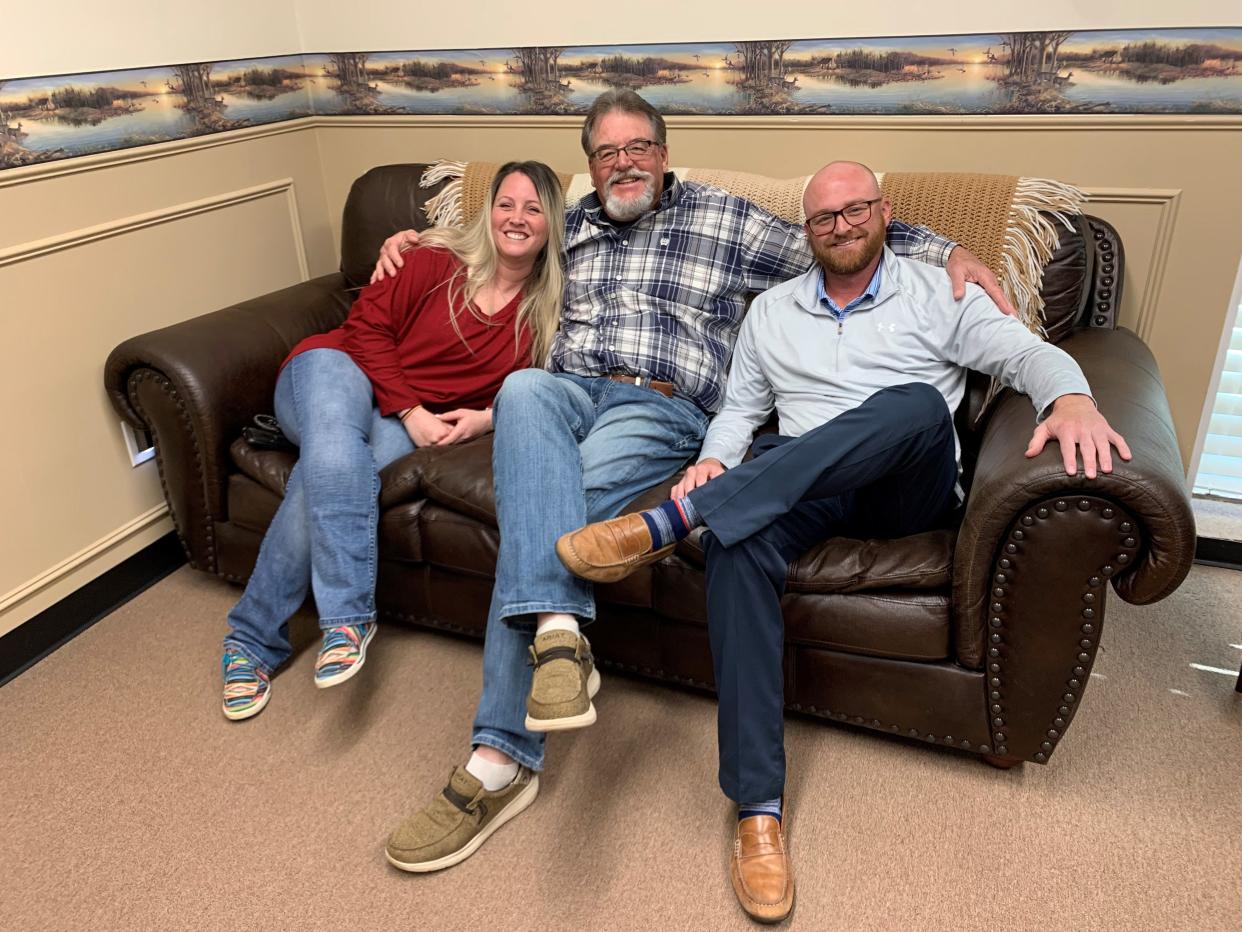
left=7, top=0, right=301, bottom=78
left=298, top=1, right=1242, bottom=53
left=0, top=126, right=336, bottom=636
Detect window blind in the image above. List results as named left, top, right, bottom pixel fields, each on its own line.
left=1194, top=312, right=1242, bottom=500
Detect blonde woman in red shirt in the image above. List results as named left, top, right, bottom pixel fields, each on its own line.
left=221, top=161, right=564, bottom=720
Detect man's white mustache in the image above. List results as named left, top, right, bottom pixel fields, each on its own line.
left=608, top=171, right=652, bottom=187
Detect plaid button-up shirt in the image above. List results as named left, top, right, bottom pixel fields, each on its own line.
left=549, top=173, right=955, bottom=413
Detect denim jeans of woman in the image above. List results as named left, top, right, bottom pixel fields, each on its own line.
left=223, top=349, right=416, bottom=673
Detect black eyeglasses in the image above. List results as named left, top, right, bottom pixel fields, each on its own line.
left=805, top=197, right=883, bottom=234
left=589, top=139, right=662, bottom=166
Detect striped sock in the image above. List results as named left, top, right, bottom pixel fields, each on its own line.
left=638, top=496, right=702, bottom=549
left=738, top=797, right=783, bottom=823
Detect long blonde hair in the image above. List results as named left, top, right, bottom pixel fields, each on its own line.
left=418, top=161, right=565, bottom=365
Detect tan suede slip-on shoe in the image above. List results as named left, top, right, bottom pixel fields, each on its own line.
left=555, top=512, right=676, bottom=583
left=730, top=814, right=795, bottom=924
left=524, top=629, right=602, bottom=732
left=385, top=765, right=538, bottom=873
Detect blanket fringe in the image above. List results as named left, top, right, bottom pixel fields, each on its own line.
left=420, top=159, right=468, bottom=227
left=1002, top=177, right=1086, bottom=336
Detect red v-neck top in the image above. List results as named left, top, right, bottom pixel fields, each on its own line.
left=286, top=246, right=534, bottom=415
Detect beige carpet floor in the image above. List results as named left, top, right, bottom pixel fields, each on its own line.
left=2, top=564, right=1240, bottom=931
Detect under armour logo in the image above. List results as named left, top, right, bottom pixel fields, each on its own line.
left=876, top=322, right=898, bottom=333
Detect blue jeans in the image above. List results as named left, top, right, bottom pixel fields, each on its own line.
left=223, top=349, right=416, bottom=674
left=470, top=371, right=709, bottom=770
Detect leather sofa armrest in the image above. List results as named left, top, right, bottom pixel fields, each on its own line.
left=954, top=326, right=1194, bottom=618
left=948, top=327, right=1195, bottom=762
left=103, top=273, right=352, bottom=571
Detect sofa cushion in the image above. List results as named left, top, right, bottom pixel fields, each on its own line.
left=675, top=526, right=954, bottom=594
left=231, top=435, right=432, bottom=509
left=378, top=448, right=431, bottom=508
left=227, top=473, right=282, bottom=533
left=1038, top=213, right=1091, bottom=343
left=653, top=558, right=950, bottom=661
left=339, top=164, right=449, bottom=289
left=230, top=439, right=295, bottom=496
left=783, top=591, right=950, bottom=661
left=418, top=436, right=498, bottom=525
left=379, top=500, right=425, bottom=564
left=416, top=504, right=654, bottom=608
left=418, top=504, right=498, bottom=578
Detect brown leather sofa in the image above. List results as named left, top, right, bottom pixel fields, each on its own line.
left=105, top=164, right=1196, bottom=768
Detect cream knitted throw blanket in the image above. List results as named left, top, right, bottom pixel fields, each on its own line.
left=420, top=161, right=1085, bottom=335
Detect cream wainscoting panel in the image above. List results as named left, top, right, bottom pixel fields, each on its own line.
left=1080, top=188, right=1182, bottom=342
left=0, top=123, right=335, bottom=275
left=0, top=179, right=313, bottom=635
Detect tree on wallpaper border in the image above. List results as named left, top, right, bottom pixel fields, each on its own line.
left=172, top=63, right=249, bottom=132
left=731, top=40, right=828, bottom=114
left=511, top=47, right=580, bottom=113
left=326, top=53, right=404, bottom=114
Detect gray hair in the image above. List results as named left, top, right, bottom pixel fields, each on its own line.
left=580, top=89, right=667, bottom=156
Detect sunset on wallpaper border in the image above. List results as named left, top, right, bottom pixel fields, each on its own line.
left=3, top=28, right=1240, bottom=170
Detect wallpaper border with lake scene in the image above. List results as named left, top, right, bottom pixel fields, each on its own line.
left=3, top=27, right=1241, bottom=171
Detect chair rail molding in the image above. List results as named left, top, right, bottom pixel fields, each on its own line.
left=0, top=177, right=310, bottom=281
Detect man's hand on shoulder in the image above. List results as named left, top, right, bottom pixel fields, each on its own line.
left=946, top=246, right=1018, bottom=318
left=672, top=458, right=726, bottom=499
left=371, top=229, right=421, bottom=284
left=1025, top=393, right=1132, bottom=479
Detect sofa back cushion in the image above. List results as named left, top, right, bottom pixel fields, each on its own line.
left=1037, top=212, right=1093, bottom=342
left=339, top=164, right=445, bottom=288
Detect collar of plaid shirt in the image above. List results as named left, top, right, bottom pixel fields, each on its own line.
left=549, top=172, right=812, bottom=415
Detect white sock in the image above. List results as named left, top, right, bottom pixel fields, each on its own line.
left=465, top=750, right=519, bottom=792
left=535, top=614, right=580, bottom=638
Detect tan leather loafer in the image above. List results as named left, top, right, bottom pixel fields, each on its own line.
left=730, top=814, right=795, bottom=924
left=555, top=513, right=675, bottom=583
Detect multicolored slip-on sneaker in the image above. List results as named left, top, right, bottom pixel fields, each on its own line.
left=222, top=650, right=271, bottom=721
left=313, top=622, right=377, bottom=689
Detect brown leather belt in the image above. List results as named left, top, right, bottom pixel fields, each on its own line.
left=606, top=374, right=675, bottom=398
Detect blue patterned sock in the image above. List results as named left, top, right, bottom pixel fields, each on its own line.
left=738, top=797, right=783, bottom=823
left=638, top=496, right=702, bottom=549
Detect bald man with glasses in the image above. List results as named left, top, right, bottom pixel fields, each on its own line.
left=558, top=160, right=1129, bottom=921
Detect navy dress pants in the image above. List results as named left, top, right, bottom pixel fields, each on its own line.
left=686, top=382, right=959, bottom=802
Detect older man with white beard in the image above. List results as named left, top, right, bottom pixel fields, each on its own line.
left=377, top=92, right=1012, bottom=879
